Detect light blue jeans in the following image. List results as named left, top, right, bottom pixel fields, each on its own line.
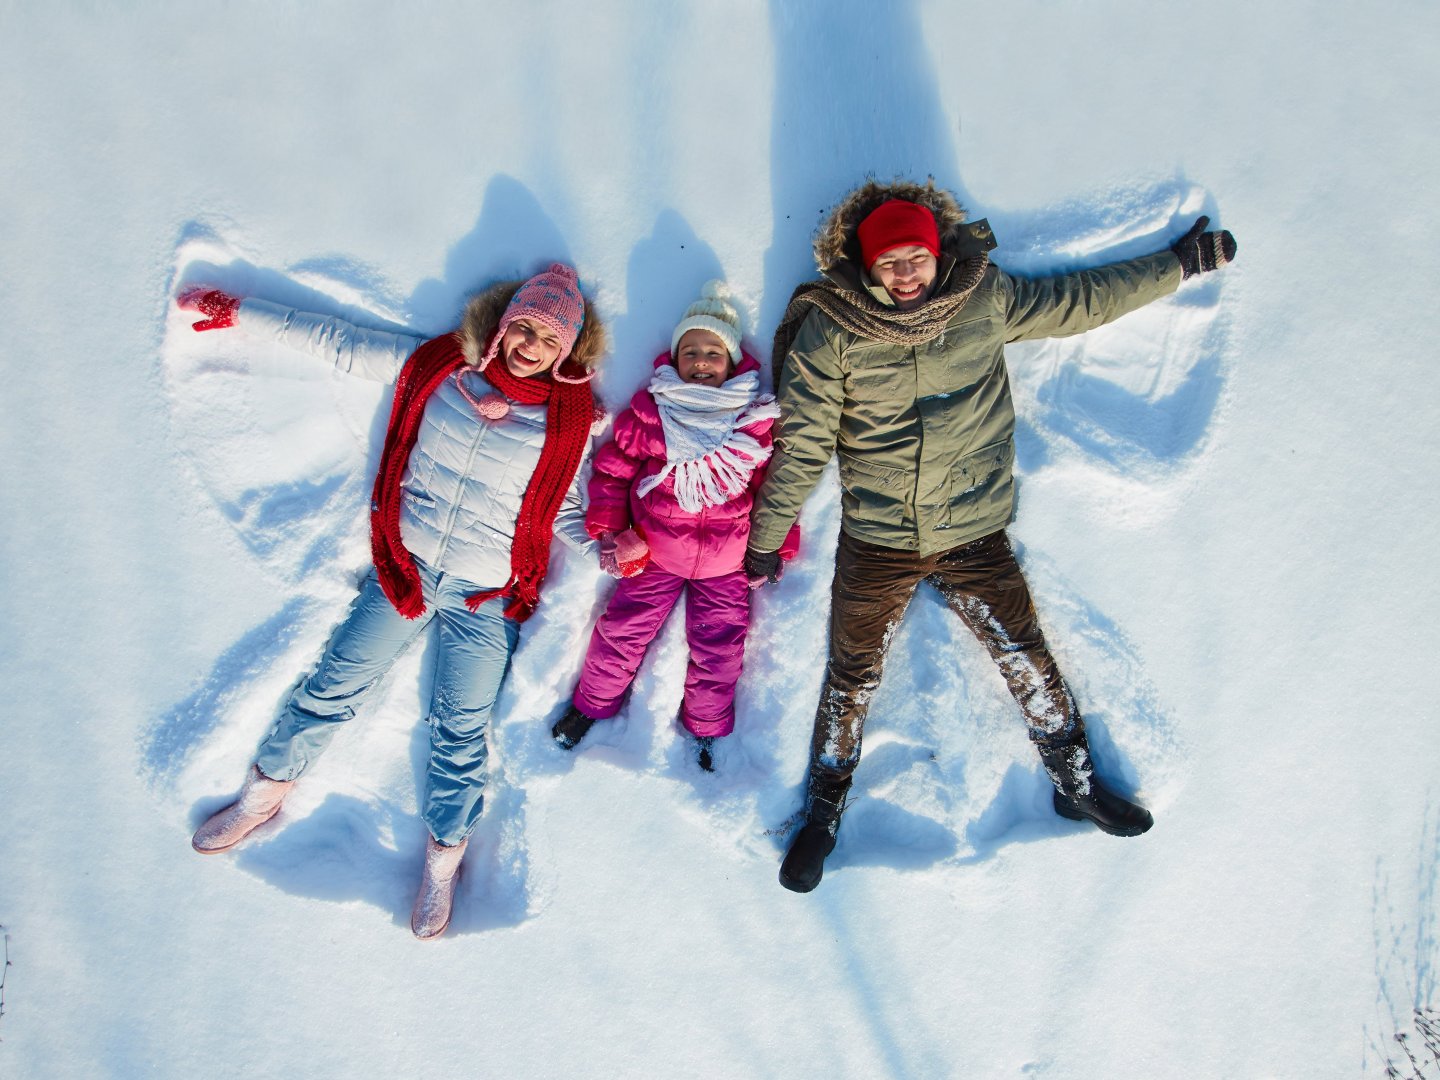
left=255, top=561, right=519, bottom=846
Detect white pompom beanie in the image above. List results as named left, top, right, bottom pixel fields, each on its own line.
left=670, top=280, right=743, bottom=362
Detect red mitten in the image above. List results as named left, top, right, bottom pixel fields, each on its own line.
left=176, top=286, right=241, bottom=332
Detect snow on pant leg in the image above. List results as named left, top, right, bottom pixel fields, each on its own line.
left=926, top=530, right=1081, bottom=745
left=421, top=591, right=520, bottom=846
left=809, top=531, right=929, bottom=784
left=572, top=567, right=687, bottom=720
left=678, top=570, right=751, bottom=738
left=255, top=567, right=433, bottom=782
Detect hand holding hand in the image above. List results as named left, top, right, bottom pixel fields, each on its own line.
left=1170, top=216, right=1237, bottom=279
left=176, top=286, right=241, bottom=332
left=744, top=547, right=783, bottom=590
left=598, top=529, right=649, bottom=579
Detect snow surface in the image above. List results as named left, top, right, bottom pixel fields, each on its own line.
left=2, top=2, right=1438, bottom=1077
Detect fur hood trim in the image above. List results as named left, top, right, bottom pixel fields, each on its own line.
left=813, top=178, right=969, bottom=272
left=458, top=278, right=608, bottom=372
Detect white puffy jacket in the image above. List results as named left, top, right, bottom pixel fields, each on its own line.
left=237, top=298, right=594, bottom=590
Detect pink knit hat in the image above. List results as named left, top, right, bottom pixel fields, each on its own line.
left=479, top=262, right=591, bottom=380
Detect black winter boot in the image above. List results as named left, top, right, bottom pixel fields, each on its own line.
left=551, top=705, right=597, bottom=751
left=779, top=774, right=852, bottom=893
left=1037, top=737, right=1153, bottom=837
left=695, top=736, right=716, bottom=773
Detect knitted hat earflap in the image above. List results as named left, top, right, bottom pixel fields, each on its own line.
left=551, top=350, right=598, bottom=384
left=671, top=279, right=743, bottom=362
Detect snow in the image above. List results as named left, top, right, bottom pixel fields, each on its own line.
left=2, top=2, right=1437, bottom=1077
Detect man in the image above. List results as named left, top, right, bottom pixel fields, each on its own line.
left=747, top=179, right=1235, bottom=892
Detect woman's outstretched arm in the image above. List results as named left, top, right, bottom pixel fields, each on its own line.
left=177, top=287, right=424, bottom=383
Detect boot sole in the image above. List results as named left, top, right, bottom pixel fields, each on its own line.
left=779, top=868, right=821, bottom=893
left=191, top=803, right=282, bottom=854
left=1053, top=793, right=1153, bottom=837
left=413, top=913, right=453, bottom=940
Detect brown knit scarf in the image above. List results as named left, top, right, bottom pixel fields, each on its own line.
left=770, top=253, right=990, bottom=385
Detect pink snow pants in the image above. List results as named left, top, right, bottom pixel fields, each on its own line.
left=573, top=566, right=751, bottom=738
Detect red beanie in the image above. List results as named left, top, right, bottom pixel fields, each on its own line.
left=857, top=200, right=940, bottom=268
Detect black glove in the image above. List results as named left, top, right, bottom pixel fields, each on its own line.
left=744, top=547, right=783, bottom=589
left=1171, top=216, right=1236, bottom=279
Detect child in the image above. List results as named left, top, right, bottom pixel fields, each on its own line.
left=181, top=264, right=605, bottom=939
left=551, top=281, right=799, bottom=770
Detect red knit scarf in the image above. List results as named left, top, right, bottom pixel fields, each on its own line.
left=370, top=332, right=593, bottom=622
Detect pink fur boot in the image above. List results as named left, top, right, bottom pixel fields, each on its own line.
left=191, top=765, right=295, bottom=854
left=411, top=835, right=468, bottom=940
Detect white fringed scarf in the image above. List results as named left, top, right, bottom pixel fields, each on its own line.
left=634, top=366, right=781, bottom=513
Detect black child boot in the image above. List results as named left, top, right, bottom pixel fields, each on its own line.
left=779, top=774, right=852, bottom=893
left=1037, top=736, right=1153, bottom=837
left=551, top=704, right=597, bottom=750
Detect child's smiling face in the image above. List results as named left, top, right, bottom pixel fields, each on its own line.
left=675, top=329, right=733, bottom=385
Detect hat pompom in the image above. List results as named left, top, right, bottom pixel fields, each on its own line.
left=476, top=392, right=511, bottom=420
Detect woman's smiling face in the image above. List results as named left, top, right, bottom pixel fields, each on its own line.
left=500, top=317, right=563, bottom=378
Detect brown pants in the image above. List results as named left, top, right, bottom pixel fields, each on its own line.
left=810, top=529, right=1082, bottom=783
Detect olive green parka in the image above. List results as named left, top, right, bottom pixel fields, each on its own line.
left=750, top=180, right=1184, bottom=556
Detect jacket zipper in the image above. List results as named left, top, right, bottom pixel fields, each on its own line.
left=692, top=504, right=709, bottom=577
left=434, top=412, right=488, bottom=568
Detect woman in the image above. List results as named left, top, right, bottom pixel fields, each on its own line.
left=181, top=262, right=605, bottom=938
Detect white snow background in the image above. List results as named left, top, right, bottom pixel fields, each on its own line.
left=1, top=2, right=1437, bottom=1077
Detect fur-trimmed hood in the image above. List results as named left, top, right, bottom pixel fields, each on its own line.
left=812, top=178, right=971, bottom=273
left=457, top=277, right=608, bottom=373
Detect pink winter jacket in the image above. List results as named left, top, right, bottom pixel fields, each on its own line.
left=586, top=351, right=800, bottom=580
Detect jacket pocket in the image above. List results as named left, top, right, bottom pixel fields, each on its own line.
left=838, top=455, right=914, bottom=531
left=944, top=440, right=1015, bottom=529
left=844, top=346, right=912, bottom=405
left=920, top=315, right=998, bottom=395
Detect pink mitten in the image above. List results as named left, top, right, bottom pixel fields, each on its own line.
left=598, top=530, right=649, bottom=578
left=177, top=287, right=241, bottom=332
left=613, top=528, right=650, bottom=578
